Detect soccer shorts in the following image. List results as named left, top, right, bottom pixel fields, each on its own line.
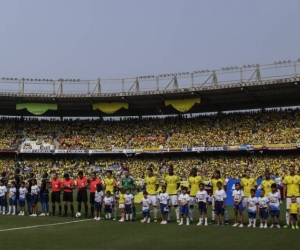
left=104, top=205, right=112, bottom=214
left=160, top=204, right=169, bottom=215
left=290, top=214, right=298, bottom=221
left=169, top=195, right=178, bottom=206
left=63, top=192, right=73, bottom=202
left=259, top=208, right=268, bottom=219
left=234, top=203, right=243, bottom=211
left=198, top=202, right=207, bottom=213
left=248, top=211, right=256, bottom=218
left=77, top=190, right=88, bottom=203
left=242, top=197, right=249, bottom=208
left=270, top=210, right=280, bottom=217
left=125, top=204, right=132, bottom=214
left=51, top=192, right=61, bottom=203
left=286, top=197, right=300, bottom=209
left=94, top=201, right=102, bottom=212
left=31, top=194, right=38, bottom=204
left=90, top=192, right=95, bottom=205
left=142, top=209, right=150, bottom=217
left=9, top=198, right=16, bottom=206
left=214, top=201, right=224, bottom=215
left=119, top=204, right=125, bottom=209
left=19, top=198, right=25, bottom=206
left=148, top=195, right=157, bottom=206
left=180, top=205, right=189, bottom=215
left=41, top=193, right=49, bottom=203
left=189, top=197, right=196, bottom=206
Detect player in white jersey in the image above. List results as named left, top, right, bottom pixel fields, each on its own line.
left=124, top=188, right=134, bottom=221
left=257, top=189, right=269, bottom=228
left=103, top=191, right=114, bottom=220
left=247, top=189, right=258, bottom=228
left=158, top=185, right=170, bottom=224
left=268, top=183, right=281, bottom=228
left=7, top=181, right=16, bottom=215
left=178, top=187, right=190, bottom=226
left=140, top=191, right=152, bottom=223
left=214, top=181, right=227, bottom=226
left=18, top=181, right=28, bottom=216
left=196, top=183, right=209, bottom=226
left=30, top=179, right=40, bottom=217
left=232, top=182, right=244, bottom=227
left=0, top=179, right=7, bottom=214
left=94, top=184, right=103, bottom=220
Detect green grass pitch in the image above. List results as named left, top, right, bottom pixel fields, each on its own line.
left=0, top=196, right=297, bottom=250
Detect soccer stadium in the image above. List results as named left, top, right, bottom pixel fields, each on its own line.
left=1, top=1, right=300, bottom=250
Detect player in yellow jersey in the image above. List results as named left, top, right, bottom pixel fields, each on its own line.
left=164, top=166, right=180, bottom=222
left=283, top=166, right=300, bottom=228
left=104, top=170, right=117, bottom=220
left=261, top=171, right=276, bottom=197
left=241, top=169, right=257, bottom=217
left=209, top=170, right=228, bottom=223
left=145, top=167, right=159, bottom=222
left=188, top=168, right=203, bottom=222
left=289, top=196, right=300, bottom=229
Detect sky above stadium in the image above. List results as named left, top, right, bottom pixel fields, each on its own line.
left=0, top=0, right=299, bottom=81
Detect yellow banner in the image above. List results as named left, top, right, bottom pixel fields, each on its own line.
left=92, top=103, right=128, bottom=114
left=165, top=98, right=201, bottom=112
left=253, top=145, right=263, bottom=149
left=16, top=103, right=58, bottom=115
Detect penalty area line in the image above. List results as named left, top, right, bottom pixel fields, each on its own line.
left=0, top=219, right=92, bottom=232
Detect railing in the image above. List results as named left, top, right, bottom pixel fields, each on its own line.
left=0, top=59, right=299, bottom=96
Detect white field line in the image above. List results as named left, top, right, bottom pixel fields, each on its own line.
left=0, top=210, right=153, bottom=232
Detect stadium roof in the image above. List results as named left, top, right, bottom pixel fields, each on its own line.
left=0, top=78, right=299, bottom=117
left=0, top=60, right=299, bottom=117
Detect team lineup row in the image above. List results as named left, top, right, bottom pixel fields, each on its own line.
left=0, top=166, right=300, bottom=229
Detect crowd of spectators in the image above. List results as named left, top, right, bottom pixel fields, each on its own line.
left=1, top=109, right=300, bottom=150
left=0, top=152, right=299, bottom=187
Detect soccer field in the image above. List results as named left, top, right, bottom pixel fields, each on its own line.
left=0, top=198, right=297, bottom=250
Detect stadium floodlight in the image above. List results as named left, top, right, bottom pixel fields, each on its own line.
left=50, top=79, right=53, bottom=81
left=15, top=78, right=17, bottom=80
left=278, top=61, right=282, bottom=64
left=26, top=78, right=29, bottom=81
left=186, top=72, right=189, bottom=75
left=222, top=68, right=225, bottom=71
left=10, top=78, right=13, bottom=80
left=243, top=65, right=247, bottom=68
left=247, top=65, right=251, bottom=68
left=77, top=79, right=80, bottom=81
left=226, top=67, right=229, bottom=70
left=297, top=59, right=300, bottom=62
left=38, top=79, right=41, bottom=81
left=1, top=77, right=4, bottom=80
left=283, top=61, right=286, bottom=64
left=34, top=79, right=37, bottom=81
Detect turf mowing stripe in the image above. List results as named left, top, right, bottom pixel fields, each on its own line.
left=0, top=219, right=92, bottom=232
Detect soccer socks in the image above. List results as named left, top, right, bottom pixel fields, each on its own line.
left=175, top=207, right=179, bottom=220
left=58, top=205, right=62, bottom=215
left=168, top=209, right=171, bottom=220
left=129, top=214, right=133, bottom=220
left=205, top=218, right=208, bottom=224
left=126, top=214, right=129, bottom=220
left=253, top=219, right=256, bottom=226
left=2, top=206, right=5, bottom=214
left=70, top=205, right=74, bottom=215
left=78, top=204, right=81, bottom=213
left=189, top=208, right=194, bottom=221
left=85, top=205, right=88, bottom=217
left=224, top=209, right=228, bottom=221
left=13, top=206, right=16, bottom=214
left=153, top=207, right=157, bottom=219
left=64, top=205, right=68, bottom=216
left=8, top=205, right=11, bottom=214
left=133, top=205, right=136, bottom=219
left=108, top=213, right=111, bottom=219
left=286, top=211, right=290, bottom=225
left=113, top=206, right=116, bottom=218
left=52, top=205, right=56, bottom=215
left=91, top=207, right=94, bottom=217
left=212, top=210, right=215, bottom=220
